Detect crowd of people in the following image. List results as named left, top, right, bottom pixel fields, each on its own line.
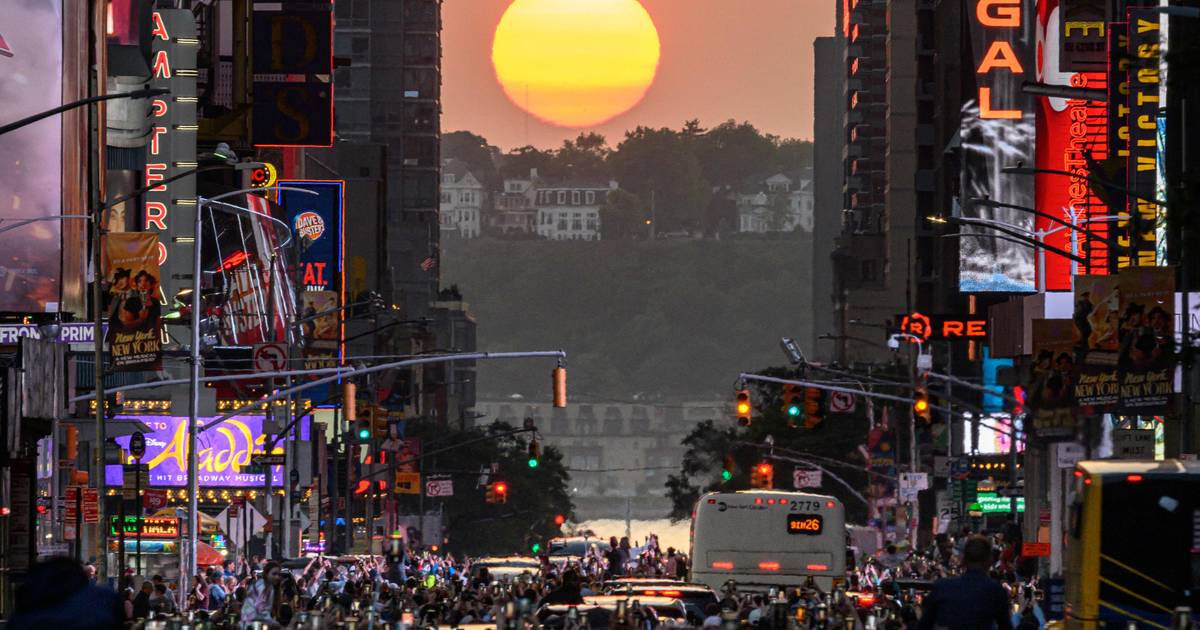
left=3, top=528, right=1053, bottom=629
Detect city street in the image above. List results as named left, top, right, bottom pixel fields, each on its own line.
left=1, top=0, right=1199, bottom=627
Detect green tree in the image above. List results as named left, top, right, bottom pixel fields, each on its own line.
left=399, top=421, right=574, bottom=556
left=608, top=127, right=710, bottom=233
left=599, top=189, right=647, bottom=240
left=694, top=120, right=779, bottom=188
left=442, top=131, right=500, bottom=190
left=664, top=367, right=871, bottom=523
left=775, top=139, right=814, bottom=173
left=500, top=145, right=558, bottom=181
left=553, top=132, right=610, bottom=181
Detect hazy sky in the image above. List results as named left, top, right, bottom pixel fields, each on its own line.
left=442, top=0, right=834, bottom=151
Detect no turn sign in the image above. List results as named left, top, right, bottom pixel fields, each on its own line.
left=829, top=390, right=856, bottom=414
left=253, top=343, right=288, bottom=373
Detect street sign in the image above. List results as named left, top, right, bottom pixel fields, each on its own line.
left=394, top=472, right=420, bottom=495
left=792, top=468, right=822, bottom=489
left=1112, top=429, right=1155, bottom=459
left=129, top=431, right=146, bottom=459
left=1022, top=542, right=1051, bottom=557
left=936, top=491, right=962, bottom=524
left=900, top=472, right=929, bottom=491
left=65, top=486, right=100, bottom=523
left=253, top=343, right=288, bottom=373
left=143, top=489, right=168, bottom=511
left=425, top=477, right=454, bottom=497
left=251, top=453, right=286, bottom=466
left=829, top=390, right=856, bottom=414
left=1055, top=442, right=1085, bottom=468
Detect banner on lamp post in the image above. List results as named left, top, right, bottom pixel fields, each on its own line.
left=102, top=232, right=163, bottom=370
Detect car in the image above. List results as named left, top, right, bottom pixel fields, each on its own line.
left=537, top=596, right=687, bottom=629
left=546, top=536, right=611, bottom=563
left=600, top=582, right=718, bottom=622
left=470, top=556, right=541, bottom=582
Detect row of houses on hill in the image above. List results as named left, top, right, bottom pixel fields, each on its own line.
left=438, top=159, right=814, bottom=241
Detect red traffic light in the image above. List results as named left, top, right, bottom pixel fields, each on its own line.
left=494, top=482, right=507, bottom=494
left=554, top=514, right=565, bottom=526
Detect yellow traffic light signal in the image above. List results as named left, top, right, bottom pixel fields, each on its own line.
left=751, top=462, right=774, bottom=489
left=735, top=389, right=752, bottom=426
left=914, top=386, right=931, bottom=423
left=803, top=388, right=825, bottom=429
left=552, top=367, right=567, bottom=408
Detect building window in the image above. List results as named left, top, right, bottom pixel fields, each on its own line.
left=572, top=191, right=581, bottom=205
left=586, top=218, right=598, bottom=231
left=558, top=218, right=568, bottom=230
left=586, top=191, right=595, bottom=204
left=557, top=191, right=566, bottom=204
left=572, top=213, right=583, bottom=230
left=860, top=259, right=879, bottom=281
left=440, top=192, right=450, bottom=203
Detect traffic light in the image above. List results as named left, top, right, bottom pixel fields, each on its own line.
left=531, top=542, right=542, bottom=553
left=721, top=454, right=735, bottom=482
left=356, top=419, right=371, bottom=442
left=64, top=423, right=78, bottom=462
left=913, top=385, right=931, bottom=424
left=735, top=389, right=752, bottom=426
left=803, top=387, right=826, bottom=429
left=554, top=513, right=566, bottom=526
left=527, top=439, right=541, bottom=468
left=371, top=407, right=390, bottom=439
left=552, top=366, right=567, bottom=408
left=782, top=384, right=801, bottom=419
left=486, top=481, right=509, bottom=504
left=751, top=462, right=774, bottom=489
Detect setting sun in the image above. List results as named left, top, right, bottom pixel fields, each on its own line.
left=491, top=0, right=661, bottom=128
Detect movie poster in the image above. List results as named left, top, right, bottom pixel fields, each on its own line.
left=300, top=290, right=339, bottom=372
left=1118, top=266, right=1174, bottom=411
left=1029, top=319, right=1078, bottom=440
left=1071, top=276, right=1120, bottom=410
left=102, top=233, right=162, bottom=370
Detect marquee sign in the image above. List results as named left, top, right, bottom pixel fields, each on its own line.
left=142, top=10, right=198, bottom=303
left=898, top=312, right=990, bottom=342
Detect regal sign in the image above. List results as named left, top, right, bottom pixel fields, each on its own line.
left=143, top=10, right=197, bottom=304
left=898, top=312, right=990, bottom=342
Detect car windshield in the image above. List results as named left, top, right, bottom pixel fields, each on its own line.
left=549, top=540, right=609, bottom=557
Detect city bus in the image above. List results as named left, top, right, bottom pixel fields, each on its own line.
left=690, top=490, right=846, bottom=591
left=1065, top=459, right=1200, bottom=629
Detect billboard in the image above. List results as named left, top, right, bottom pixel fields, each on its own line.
left=1028, top=319, right=1078, bottom=440
left=106, top=414, right=311, bottom=487
left=1071, top=275, right=1120, bottom=411
left=102, top=233, right=163, bottom=370
left=1117, top=266, right=1174, bottom=412
left=960, top=0, right=1038, bottom=292
left=1034, top=0, right=1110, bottom=290
left=277, top=180, right=344, bottom=294
left=0, top=1, right=63, bottom=312
left=143, top=10, right=198, bottom=305
left=213, top=194, right=297, bottom=346
left=251, top=4, right=333, bottom=147
left=1125, top=7, right=1163, bottom=269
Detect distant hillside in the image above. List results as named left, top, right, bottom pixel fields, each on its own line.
left=441, top=236, right=813, bottom=401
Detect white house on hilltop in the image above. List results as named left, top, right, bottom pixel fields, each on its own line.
left=534, top=180, right=616, bottom=241
left=439, top=158, right=485, bottom=239
left=736, top=172, right=814, bottom=234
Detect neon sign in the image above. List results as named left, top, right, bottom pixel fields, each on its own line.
left=975, top=0, right=1025, bottom=119
left=899, top=312, right=989, bottom=341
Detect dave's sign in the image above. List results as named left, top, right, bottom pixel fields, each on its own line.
left=898, top=312, right=989, bottom=342
left=277, top=180, right=344, bottom=293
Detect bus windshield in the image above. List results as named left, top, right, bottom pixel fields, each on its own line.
left=690, top=491, right=846, bottom=591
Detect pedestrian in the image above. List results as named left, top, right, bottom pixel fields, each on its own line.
left=915, top=536, right=1013, bottom=630
left=132, top=581, right=153, bottom=619
left=241, top=560, right=283, bottom=628
left=208, top=568, right=228, bottom=611
left=8, top=557, right=123, bottom=630
left=189, top=571, right=209, bottom=610
left=150, top=582, right=177, bottom=614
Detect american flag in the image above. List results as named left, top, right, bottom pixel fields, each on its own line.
left=420, top=256, right=437, bottom=272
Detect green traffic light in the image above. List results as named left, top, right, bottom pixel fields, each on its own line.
left=357, top=428, right=370, bottom=440
left=787, top=405, right=801, bottom=417
left=721, top=469, right=732, bottom=481
left=531, top=543, right=541, bottom=553
left=528, top=458, right=539, bottom=468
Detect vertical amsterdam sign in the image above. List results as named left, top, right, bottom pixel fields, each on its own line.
left=143, top=10, right=198, bottom=307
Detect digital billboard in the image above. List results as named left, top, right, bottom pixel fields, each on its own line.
left=106, top=414, right=311, bottom=487
left=960, top=0, right=1038, bottom=292
left=0, top=1, right=63, bottom=312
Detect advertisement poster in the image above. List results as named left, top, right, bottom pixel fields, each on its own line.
left=1034, top=0, right=1110, bottom=289
left=1071, top=276, right=1119, bottom=410
left=1118, top=266, right=1174, bottom=411
left=959, top=0, right=1037, bottom=292
left=102, top=233, right=163, bottom=370
left=0, top=1, right=63, bottom=312
left=277, top=180, right=344, bottom=293
left=301, top=290, right=339, bottom=372
left=1125, top=7, right=1164, bottom=269
left=1029, top=319, right=1078, bottom=440
left=106, top=414, right=311, bottom=487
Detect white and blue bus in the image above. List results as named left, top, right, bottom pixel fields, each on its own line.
left=690, top=490, right=846, bottom=591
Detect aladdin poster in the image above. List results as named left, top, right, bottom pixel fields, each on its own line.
left=1118, top=266, right=1174, bottom=411
left=102, top=233, right=162, bottom=370
left=1029, top=319, right=1078, bottom=440
left=1071, top=276, right=1120, bottom=411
